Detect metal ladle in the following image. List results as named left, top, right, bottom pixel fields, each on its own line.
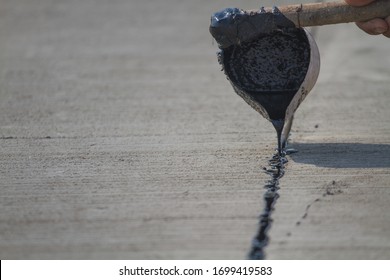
left=210, top=0, right=390, bottom=155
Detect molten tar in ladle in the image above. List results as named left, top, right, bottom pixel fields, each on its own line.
left=210, top=7, right=319, bottom=155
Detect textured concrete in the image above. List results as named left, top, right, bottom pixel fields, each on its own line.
left=0, top=0, right=389, bottom=259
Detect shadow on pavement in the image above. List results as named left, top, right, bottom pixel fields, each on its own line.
left=288, top=142, right=390, bottom=168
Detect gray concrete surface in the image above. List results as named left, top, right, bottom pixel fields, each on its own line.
left=0, top=0, right=389, bottom=259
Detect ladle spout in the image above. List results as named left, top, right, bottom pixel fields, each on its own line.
left=271, top=119, right=285, bottom=156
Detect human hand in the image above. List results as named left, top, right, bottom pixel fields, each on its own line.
left=345, top=0, right=390, bottom=37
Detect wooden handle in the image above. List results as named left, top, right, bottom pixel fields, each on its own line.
left=250, top=0, right=390, bottom=27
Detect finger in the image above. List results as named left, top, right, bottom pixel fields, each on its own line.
left=383, top=16, right=390, bottom=38
left=344, top=0, right=376, bottom=6
left=356, top=18, right=389, bottom=35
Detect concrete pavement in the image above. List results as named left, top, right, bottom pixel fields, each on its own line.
left=0, top=0, right=389, bottom=259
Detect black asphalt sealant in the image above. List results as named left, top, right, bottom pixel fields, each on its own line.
left=210, top=7, right=310, bottom=152
left=249, top=153, right=287, bottom=260
left=210, top=7, right=311, bottom=259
